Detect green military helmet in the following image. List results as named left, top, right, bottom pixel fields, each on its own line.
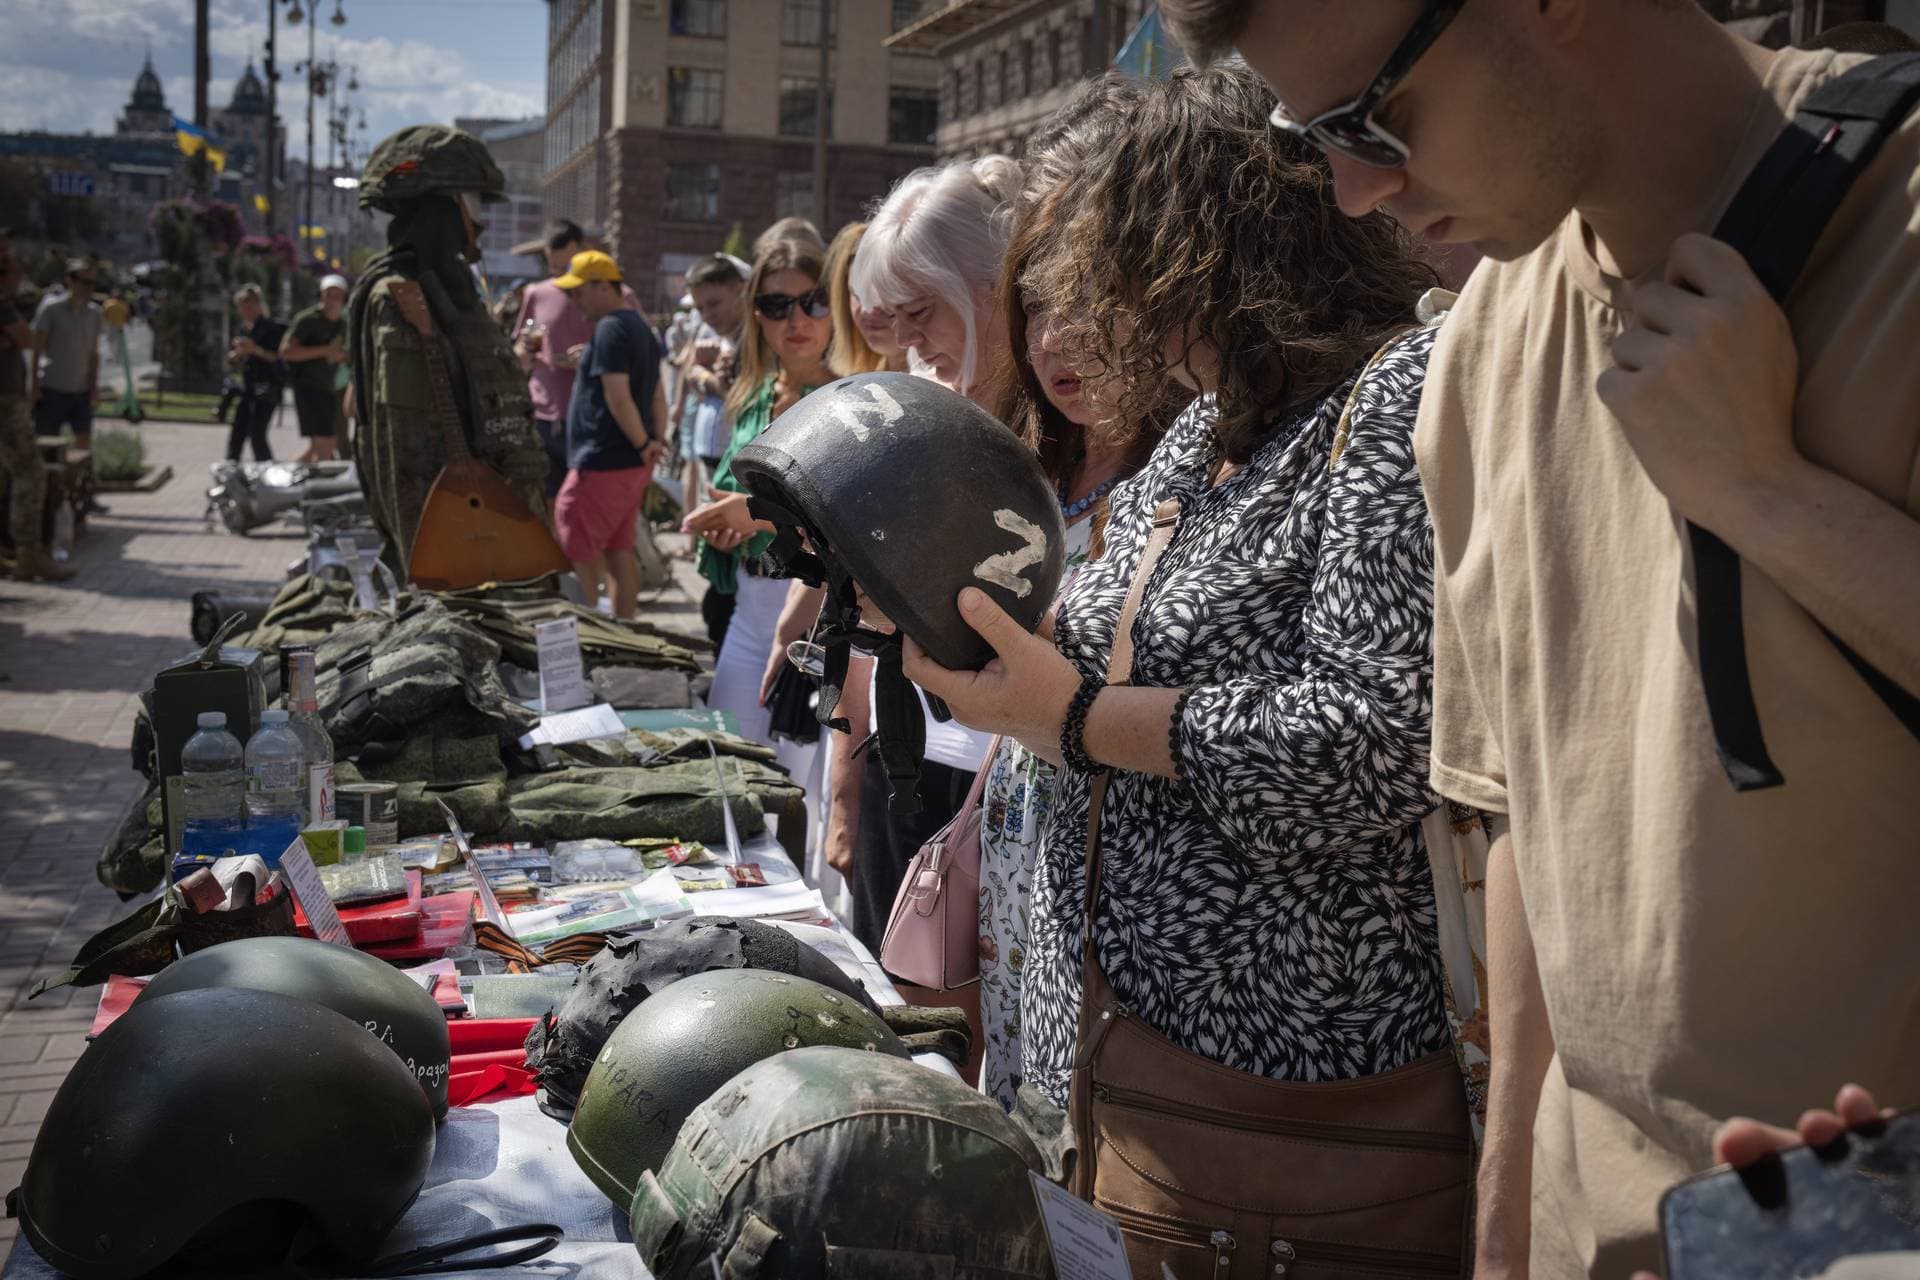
left=566, top=969, right=908, bottom=1210
left=13, top=987, right=435, bottom=1280
left=359, top=124, right=505, bottom=212
left=134, top=934, right=453, bottom=1119
left=632, top=1046, right=1053, bottom=1279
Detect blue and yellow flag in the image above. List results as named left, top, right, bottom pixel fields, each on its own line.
left=171, top=116, right=227, bottom=173
left=1113, top=4, right=1186, bottom=81
left=253, top=194, right=270, bottom=214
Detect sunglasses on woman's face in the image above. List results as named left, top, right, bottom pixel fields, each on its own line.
left=1266, top=0, right=1463, bottom=170
left=753, top=287, right=830, bottom=322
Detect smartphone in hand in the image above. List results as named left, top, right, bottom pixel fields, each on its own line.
left=1661, top=1110, right=1920, bottom=1280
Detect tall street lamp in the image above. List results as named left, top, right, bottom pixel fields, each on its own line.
left=289, top=0, right=347, bottom=270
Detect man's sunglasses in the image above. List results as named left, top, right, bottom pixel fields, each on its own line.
left=754, top=287, right=830, bottom=322
left=1267, top=0, right=1463, bottom=169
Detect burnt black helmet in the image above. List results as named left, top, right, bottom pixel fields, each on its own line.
left=524, top=915, right=883, bottom=1120
left=12, top=987, right=435, bottom=1280
left=732, top=373, right=1064, bottom=812
left=731, top=372, right=1065, bottom=673
left=135, top=935, right=453, bottom=1119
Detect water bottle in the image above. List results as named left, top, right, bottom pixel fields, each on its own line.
left=245, top=709, right=307, bottom=864
left=179, top=711, right=246, bottom=855
left=285, top=650, right=335, bottom=822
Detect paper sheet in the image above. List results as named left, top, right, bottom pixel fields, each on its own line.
left=535, top=617, right=591, bottom=713
left=516, top=702, right=626, bottom=748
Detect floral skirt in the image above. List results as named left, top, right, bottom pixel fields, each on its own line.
left=977, top=740, right=1060, bottom=1111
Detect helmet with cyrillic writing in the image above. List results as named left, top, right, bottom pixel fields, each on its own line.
left=136, top=934, right=452, bottom=1118
left=13, top=988, right=434, bottom=1279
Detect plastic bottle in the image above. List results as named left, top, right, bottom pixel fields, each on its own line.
left=179, top=711, right=246, bottom=855
left=244, top=709, right=307, bottom=863
left=285, top=650, right=335, bottom=823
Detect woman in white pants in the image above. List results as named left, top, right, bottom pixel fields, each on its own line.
left=683, top=240, right=834, bottom=805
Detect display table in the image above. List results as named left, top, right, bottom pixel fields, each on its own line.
left=1, top=891, right=957, bottom=1280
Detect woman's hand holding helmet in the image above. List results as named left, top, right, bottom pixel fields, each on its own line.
left=903, top=587, right=1080, bottom=758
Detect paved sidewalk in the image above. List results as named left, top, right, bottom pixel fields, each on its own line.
left=0, top=415, right=303, bottom=1250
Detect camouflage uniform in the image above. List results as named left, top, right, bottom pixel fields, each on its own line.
left=350, top=126, right=550, bottom=570
left=0, top=293, right=45, bottom=559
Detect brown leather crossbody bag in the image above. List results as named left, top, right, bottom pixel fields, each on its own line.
left=1066, top=498, right=1474, bottom=1280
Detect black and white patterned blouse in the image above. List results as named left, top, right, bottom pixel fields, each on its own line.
left=1022, top=324, right=1451, bottom=1106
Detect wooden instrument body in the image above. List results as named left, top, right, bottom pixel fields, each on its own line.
left=388, top=279, right=571, bottom=591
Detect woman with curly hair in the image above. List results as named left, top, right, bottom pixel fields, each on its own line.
left=971, top=73, right=1185, bottom=1112
left=906, top=62, right=1469, bottom=1265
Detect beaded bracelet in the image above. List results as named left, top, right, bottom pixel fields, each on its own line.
left=1060, top=674, right=1109, bottom=775
left=1168, top=686, right=1197, bottom=786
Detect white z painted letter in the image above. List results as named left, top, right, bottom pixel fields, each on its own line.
left=831, top=383, right=905, bottom=441
left=973, top=510, right=1046, bottom=598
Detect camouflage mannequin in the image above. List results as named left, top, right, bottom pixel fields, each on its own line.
left=349, top=126, right=550, bottom=571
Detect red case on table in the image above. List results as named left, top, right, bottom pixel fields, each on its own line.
left=361, top=890, right=476, bottom=963
left=294, top=870, right=425, bottom=945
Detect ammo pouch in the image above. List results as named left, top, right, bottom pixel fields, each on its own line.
left=30, top=881, right=297, bottom=997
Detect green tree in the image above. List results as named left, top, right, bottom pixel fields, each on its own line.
left=721, top=222, right=749, bottom=260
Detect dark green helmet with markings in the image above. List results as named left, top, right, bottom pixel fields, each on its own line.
left=566, top=969, right=908, bottom=1210
left=631, top=1046, right=1053, bottom=1279
left=359, top=124, right=505, bottom=212
left=135, top=935, right=453, bottom=1119
left=12, top=988, right=435, bottom=1280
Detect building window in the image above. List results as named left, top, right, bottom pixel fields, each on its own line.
left=1045, top=27, right=1060, bottom=89
left=670, top=0, right=726, bottom=37
left=889, top=86, right=937, bottom=146
left=779, top=77, right=831, bottom=138
left=996, top=49, right=1009, bottom=105
left=775, top=170, right=813, bottom=219
left=782, top=0, right=836, bottom=46
left=1079, top=16, right=1094, bottom=76
left=667, top=67, right=724, bottom=128
left=891, top=0, right=924, bottom=30
left=664, top=162, right=720, bottom=222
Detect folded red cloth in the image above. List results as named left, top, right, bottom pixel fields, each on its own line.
left=446, top=1061, right=537, bottom=1108
left=450, top=1016, right=537, bottom=1054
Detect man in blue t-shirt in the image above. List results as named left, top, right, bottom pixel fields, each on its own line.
left=552, top=250, right=667, bottom=619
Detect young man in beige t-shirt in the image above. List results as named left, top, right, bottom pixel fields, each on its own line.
left=1161, top=1, right=1920, bottom=1276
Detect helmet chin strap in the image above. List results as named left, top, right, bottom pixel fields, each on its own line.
left=752, top=496, right=927, bottom=816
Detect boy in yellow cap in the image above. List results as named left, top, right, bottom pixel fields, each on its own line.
left=552, top=250, right=667, bottom=619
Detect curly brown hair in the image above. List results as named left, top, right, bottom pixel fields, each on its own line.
left=987, top=74, right=1182, bottom=489
left=1028, top=62, right=1438, bottom=464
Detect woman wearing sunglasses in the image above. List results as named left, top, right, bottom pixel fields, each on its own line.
left=683, top=239, right=835, bottom=761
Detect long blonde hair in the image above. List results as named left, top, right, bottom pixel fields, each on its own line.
left=724, top=238, right=827, bottom=422
left=849, top=155, right=1022, bottom=392
left=823, top=222, right=888, bottom=377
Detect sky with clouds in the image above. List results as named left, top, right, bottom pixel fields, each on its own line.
left=4, top=0, right=545, bottom=157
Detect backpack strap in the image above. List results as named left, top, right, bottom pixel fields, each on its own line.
left=1693, top=51, right=1920, bottom=791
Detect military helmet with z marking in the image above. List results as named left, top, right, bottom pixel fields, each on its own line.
left=730, top=372, right=1065, bottom=672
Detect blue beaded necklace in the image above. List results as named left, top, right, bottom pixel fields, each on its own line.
left=1059, top=473, right=1117, bottom=521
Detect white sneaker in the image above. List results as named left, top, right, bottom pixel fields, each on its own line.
left=596, top=594, right=615, bottom=616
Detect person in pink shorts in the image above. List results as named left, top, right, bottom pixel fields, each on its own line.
left=551, top=250, right=667, bottom=619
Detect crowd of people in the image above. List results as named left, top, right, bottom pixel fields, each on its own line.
left=611, top=7, right=1917, bottom=1278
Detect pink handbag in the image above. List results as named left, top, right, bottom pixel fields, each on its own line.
left=878, top=737, right=1000, bottom=991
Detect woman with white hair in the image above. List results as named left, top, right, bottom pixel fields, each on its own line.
left=820, top=157, right=1022, bottom=1036
left=849, top=155, right=1020, bottom=401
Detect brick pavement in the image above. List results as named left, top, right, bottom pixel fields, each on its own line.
left=0, top=414, right=303, bottom=1252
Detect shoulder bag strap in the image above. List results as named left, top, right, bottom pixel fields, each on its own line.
left=1693, top=52, right=1920, bottom=790
left=1080, top=499, right=1184, bottom=960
